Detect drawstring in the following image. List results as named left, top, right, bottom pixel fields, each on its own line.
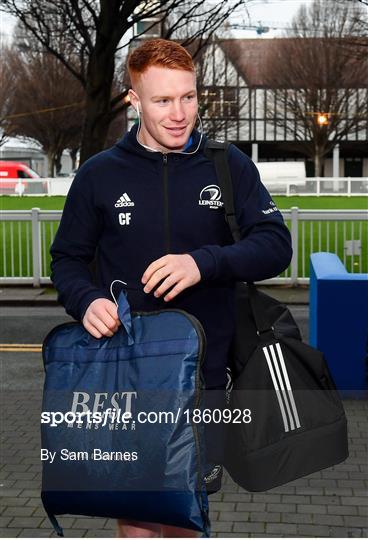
left=110, top=279, right=128, bottom=306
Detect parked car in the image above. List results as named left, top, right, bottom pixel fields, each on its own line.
left=0, top=161, right=45, bottom=194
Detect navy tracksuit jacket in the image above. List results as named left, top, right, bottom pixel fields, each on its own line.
left=50, top=122, right=292, bottom=387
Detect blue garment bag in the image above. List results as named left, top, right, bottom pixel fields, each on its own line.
left=41, top=290, right=210, bottom=536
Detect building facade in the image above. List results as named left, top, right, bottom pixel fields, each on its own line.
left=127, top=36, right=368, bottom=178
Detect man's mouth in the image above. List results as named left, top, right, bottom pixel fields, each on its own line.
left=164, top=126, right=187, bottom=136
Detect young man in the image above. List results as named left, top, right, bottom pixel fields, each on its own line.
left=50, top=38, right=292, bottom=537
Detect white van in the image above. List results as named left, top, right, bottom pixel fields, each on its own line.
left=256, top=162, right=307, bottom=195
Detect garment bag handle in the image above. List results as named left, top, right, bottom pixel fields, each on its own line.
left=110, top=280, right=134, bottom=344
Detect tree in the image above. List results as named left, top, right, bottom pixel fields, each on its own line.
left=0, top=45, right=16, bottom=146
left=1, top=0, right=247, bottom=165
left=5, top=46, right=85, bottom=175
left=263, top=0, right=367, bottom=176
left=338, top=0, right=368, bottom=61
left=169, top=33, right=247, bottom=141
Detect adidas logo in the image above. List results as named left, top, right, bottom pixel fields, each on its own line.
left=114, top=193, right=135, bottom=208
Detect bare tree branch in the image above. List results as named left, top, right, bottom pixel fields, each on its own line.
left=1, top=0, right=249, bottom=163
left=2, top=41, right=85, bottom=175
left=263, top=0, right=367, bottom=175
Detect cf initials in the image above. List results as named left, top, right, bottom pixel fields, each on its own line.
left=119, top=213, right=131, bottom=226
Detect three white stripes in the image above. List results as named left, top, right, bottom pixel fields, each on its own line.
left=263, top=342, right=301, bottom=432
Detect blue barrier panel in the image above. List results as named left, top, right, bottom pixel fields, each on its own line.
left=310, top=252, right=368, bottom=398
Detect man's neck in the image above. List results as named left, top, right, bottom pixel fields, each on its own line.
left=137, top=125, right=187, bottom=153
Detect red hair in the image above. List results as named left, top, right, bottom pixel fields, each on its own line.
left=127, top=38, right=195, bottom=89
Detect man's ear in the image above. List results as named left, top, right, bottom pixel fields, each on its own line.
left=128, top=89, right=139, bottom=112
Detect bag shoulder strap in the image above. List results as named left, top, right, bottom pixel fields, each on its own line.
left=204, top=139, right=274, bottom=334
left=204, top=140, right=241, bottom=243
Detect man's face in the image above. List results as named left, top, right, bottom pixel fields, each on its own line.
left=128, top=66, right=198, bottom=152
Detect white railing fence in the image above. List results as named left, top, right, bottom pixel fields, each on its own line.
left=266, top=177, right=368, bottom=197
left=0, top=207, right=367, bottom=286
left=0, top=178, right=71, bottom=196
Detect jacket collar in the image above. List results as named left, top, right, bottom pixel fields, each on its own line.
left=115, top=121, right=207, bottom=161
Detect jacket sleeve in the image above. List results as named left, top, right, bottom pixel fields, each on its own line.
left=50, top=163, right=110, bottom=321
left=189, top=145, right=293, bottom=283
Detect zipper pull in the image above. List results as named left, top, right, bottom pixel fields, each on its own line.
left=163, top=153, right=168, bottom=164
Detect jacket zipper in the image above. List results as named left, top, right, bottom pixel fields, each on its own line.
left=162, top=153, right=170, bottom=253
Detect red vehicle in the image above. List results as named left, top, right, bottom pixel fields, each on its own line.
left=0, top=161, right=43, bottom=194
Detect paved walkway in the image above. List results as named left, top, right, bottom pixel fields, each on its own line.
left=0, top=285, right=310, bottom=306
left=1, top=287, right=367, bottom=538
left=1, top=393, right=366, bottom=538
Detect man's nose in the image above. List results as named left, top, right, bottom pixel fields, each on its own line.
left=170, top=101, right=185, bottom=121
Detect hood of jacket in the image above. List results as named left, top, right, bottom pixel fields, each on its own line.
left=114, top=121, right=208, bottom=162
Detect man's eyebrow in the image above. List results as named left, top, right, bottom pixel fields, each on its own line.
left=151, top=91, right=196, bottom=99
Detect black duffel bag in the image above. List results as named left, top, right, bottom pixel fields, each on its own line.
left=225, top=281, right=349, bottom=491
left=205, top=140, right=349, bottom=492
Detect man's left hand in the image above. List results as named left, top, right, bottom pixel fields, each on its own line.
left=141, top=254, right=201, bottom=302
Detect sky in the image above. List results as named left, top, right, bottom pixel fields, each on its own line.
left=228, top=0, right=317, bottom=38
left=0, top=0, right=320, bottom=44
left=1, top=1, right=366, bottom=44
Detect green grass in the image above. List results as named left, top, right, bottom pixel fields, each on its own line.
left=0, top=196, right=66, bottom=210
left=0, top=220, right=57, bottom=279
left=1, top=195, right=367, bottom=210
left=275, top=197, right=367, bottom=276
left=0, top=196, right=63, bottom=278
left=285, top=218, right=366, bottom=276
left=274, top=196, right=367, bottom=210
left=1, top=195, right=367, bottom=278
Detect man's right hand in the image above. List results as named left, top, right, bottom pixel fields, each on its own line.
left=82, top=298, right=121, bottom=339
